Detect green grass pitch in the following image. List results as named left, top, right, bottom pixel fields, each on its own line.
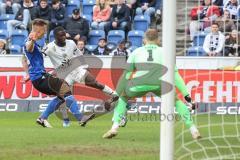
left=0, top=112, right=240, bottom=160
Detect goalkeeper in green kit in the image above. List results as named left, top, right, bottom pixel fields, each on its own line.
left=103, top=29, right=201, bottom=140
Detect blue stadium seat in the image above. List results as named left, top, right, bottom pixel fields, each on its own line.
left=10, top=29, right=28, bottom=47
left=186, top=46, right=205, bottom=56
left=127, top=30, right=144, bottom=47
left=66, top=3, right=78, bottom=16
left=49, top=30, right=54, bottom=42
left=133, top=15, right=150, bottom=32
left=9, top=44, right=21, bottom=54
left=107, top=30, right=125, bottom=44
left=83, top=0, right=96, bottom=4
left=85, top=44, right=97, bottom=52
left=83, top=0, right=95, bottom=15
left=69, top=0, right=81, bottom=7
left=82, top=14, right=92, bottom=26
left=88, top=30, right=105, bottom=45
left=193, top=32, right=207, bottom=46
left=0, top=14, right=14, bottom=29
left=0, top=29, right=8, bottom=39
left=0, top=14, right=15, bottom=20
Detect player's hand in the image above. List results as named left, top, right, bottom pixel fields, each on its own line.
left=21, top=74, right=30, bottom=83
left=29, top=32, right=38, bottom=41
left=184, top=95, right=197, bottom=111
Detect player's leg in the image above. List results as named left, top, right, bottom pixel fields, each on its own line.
left=175, top=96, right=201, bottom=139
left=37, top=96, right=64, bottom=128
left=57, top=77, right=95, bottom=126
left=175, top=68, right=196, bottom=110
left=59, top=104, right=70, bottom=127
left=84, top=71, right=116, bottom=96
left=74, top=68, right=119, bottom=110
left=103, top=84, right=153, bottom=138
left=103, top=96, right=129, bottom=138
left=34, top=73, right=94, bottom=127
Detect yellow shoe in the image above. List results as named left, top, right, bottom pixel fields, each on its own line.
left=102, top=130, right=118, bottom=139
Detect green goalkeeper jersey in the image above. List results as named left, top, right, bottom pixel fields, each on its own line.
left=120, top=44, right=189, bottom=97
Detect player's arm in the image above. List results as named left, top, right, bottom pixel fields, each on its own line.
left=21, top=55, right=30, bottom=82
left=115, top=53, right=135, bottom=96
left=175, top=67, right=196, bottom=109
left=25, top=32, right=37, bottom=53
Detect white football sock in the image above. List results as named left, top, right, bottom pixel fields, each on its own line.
left=102, top=85, right=116, bottom=96
left=190, top=125, right=198, bottom=134
left=111, top=123, right=119, bottom=131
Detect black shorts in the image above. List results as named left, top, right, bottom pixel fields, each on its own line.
left=32, top=73, right=65, bottom=96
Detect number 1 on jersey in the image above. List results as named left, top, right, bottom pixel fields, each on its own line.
left=147, top=50, right=154, bottom=61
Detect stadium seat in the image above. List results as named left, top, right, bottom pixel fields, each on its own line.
left=9, top=44, right=22, bottom=54
left=10, top=29, right=28, bottom=47
left=82, top=14, right=92, bottom=26
left=0, top=29, right=8, bottom=39
left=186, top=46, right=205, bottom=56
left=193, top=32, right=207, bottom=46
left=66, top=3, right=78, bottom=16
left=0, top=14, right=15, bottom=29
left=85, top=44, right=97, bottom=52
left=49, top=30, right=54, bottom=42
left=133, top=15, right=150, bottom=32
left=82, top=0, right=95, bottom=15
left=127, top=30, right=144, bottom=47
left=107, top=30, right=125, bottom=44
left=0, top=14, right=15, bottom=20
left=83, top=0, right=96, bottom=4
left=70, top=0, right=81, bottom=7
left=88, top=30, right=105, bottom=45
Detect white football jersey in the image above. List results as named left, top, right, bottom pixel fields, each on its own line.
left=43, top=39, right=83, bottom=68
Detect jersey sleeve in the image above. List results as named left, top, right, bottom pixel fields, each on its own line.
left=175, top=66, right=189, bottom=97
left=126, top=52, right=135, bottom=72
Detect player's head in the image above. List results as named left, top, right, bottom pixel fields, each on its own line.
left=54, top=26, right=66, bottom=47
left=143, top=29, right=160, bottom=45
left=31, top=19, right=48, bottom=40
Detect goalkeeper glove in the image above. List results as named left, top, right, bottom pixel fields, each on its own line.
left=184, top=95, right=197, bottom=111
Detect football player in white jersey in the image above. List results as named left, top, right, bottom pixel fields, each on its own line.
left=23, top=26, right=118, bottom=127
left=47, top=26, right=119, bottom=127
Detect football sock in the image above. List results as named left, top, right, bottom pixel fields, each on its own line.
left=112, top=96, right=128, bottom=125
left=175, top=99, right=194, bottom=129
left=40, top=97, right=64, bottom=119
left=102, top=85, right=116, bottom=96
left=65, top=95, right=83, bottom=121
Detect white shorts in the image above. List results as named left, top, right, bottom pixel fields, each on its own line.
left=65, top=66, right=88, bottom=86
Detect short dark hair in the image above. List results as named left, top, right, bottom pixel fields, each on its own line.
left=52, top=0, right=60, bottom=5
left=77, top=39, right=86, bottom=45
left=39, top=0, right=48, bottom=3
left=211, top=22, right=219, bottom=27
left=32, top=18, right=48, bottom=26
left=53, top=26, right=65, bottom=36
